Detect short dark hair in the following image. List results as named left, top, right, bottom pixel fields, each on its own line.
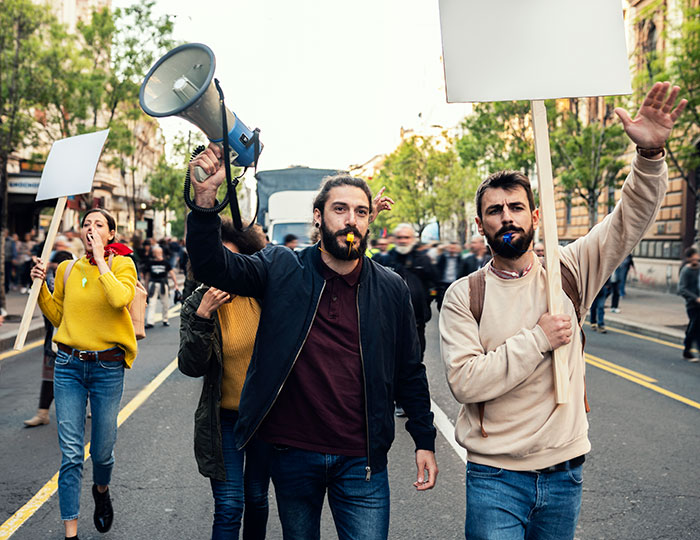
left=51, top=250, right=74, bottom=264
left=283, top=234, right=298, bottom=244
left=220, top=217, right=267, bottom=255
left=685, top=246, right=698, bottom=259
left=475, top=170, right=535, bottom=219
left=313, top=174, right=373, bottom=216
left=80, top=208, right=117, bottom=242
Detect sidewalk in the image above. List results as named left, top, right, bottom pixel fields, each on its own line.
left=0, top=282, right=690, bottom=354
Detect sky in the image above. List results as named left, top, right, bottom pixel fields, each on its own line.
left=115, top=0, right=472, bottom=171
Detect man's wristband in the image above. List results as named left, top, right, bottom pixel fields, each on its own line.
left=636, top=145, right=665, bottom=159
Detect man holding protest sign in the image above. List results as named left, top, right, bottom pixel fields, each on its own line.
left=439, top=82, right=686, bottom=539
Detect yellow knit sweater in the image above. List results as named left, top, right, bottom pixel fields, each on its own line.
left=38, top=256, right=138, bottom=368
left=217, top=296, right=261, bottom=410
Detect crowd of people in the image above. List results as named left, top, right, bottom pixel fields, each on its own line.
left=16, top=82, right=688, bottom=540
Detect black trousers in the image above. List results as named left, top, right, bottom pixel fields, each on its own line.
left=684, top=306, right=700, bottom=353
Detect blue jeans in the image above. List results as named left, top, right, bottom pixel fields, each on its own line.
left=465, top=462, right=583, bottom=540
left=210, top=409, right=271, bottom=540
left=53, top=348, right=125, bottom=521
left=270, top=446, right=390, bottom=540
left=589, top=287, right=608, bottom=326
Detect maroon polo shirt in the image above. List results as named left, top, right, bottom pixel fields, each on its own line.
left=258, top=255, right=366, bottom=456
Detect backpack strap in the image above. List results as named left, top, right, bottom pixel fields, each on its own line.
left=63, top=259, right=78, bottom=287
left=467, top=259, right=590, bottom=438
left=467, top=267, right=488, bottom=437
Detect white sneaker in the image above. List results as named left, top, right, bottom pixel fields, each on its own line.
left=611, top=308, right=620, bottom=313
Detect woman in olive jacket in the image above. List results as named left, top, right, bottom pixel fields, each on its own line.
left=178, top=220, right=271, bottom=540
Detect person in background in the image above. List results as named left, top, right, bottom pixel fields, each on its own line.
left=589, top=280, right=610, bottom=333
left=283, top=234, right=298, bottom=250
left=461, top=235, right=491, bottom=276
left=179, top=218, right=272, bottom=540
left=678, top=247, right=700, bottom=362
left=4, top=229, right=17, bottom=293
left=534, top=242, right=545, bottom=257
left=379, top=224, right=437, bottom=358
left=168, top=237, right=182, bottom=269
left=31, top=208, right=138, bottom=539
left=619, top=254, right=635, bottom=297
left=24, top=249, right=75, bottom=428
left=435, top=242, right=464, bottom=310
left=144, top=245, right=179, bottom=328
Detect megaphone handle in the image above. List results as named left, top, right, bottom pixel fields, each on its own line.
left=192, top=145, right=239, bottom=182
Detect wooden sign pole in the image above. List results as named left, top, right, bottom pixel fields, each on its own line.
left=530, top=100, right=570, bottom=404
left=14, top=196, right=67, bottom=351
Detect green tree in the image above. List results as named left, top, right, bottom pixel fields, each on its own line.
left=146, top=156, right=181, bottom=232
left=372, top=135, right=463, bottom=237
left=0, top=0, right=55, bottom=310
left=456, top=100, right=541, bottom=179
left=550, top=99, right=628, bottom=229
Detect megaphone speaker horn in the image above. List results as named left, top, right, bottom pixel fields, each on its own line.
left=139, top=43, right=262, bottom=169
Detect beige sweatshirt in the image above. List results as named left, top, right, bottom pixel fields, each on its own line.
left=439, top=155, right=667, bottom=471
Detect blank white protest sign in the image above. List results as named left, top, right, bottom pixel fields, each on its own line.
left=35, top=129, right=110, bottom=201
left=438, top=0, right=632, bottom=103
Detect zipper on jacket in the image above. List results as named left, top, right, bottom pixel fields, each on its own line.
left=240, top=281, right=327, bottom=449
left=357, top=284, right=372, bottom=482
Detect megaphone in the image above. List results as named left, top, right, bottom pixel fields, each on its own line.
left=139, top=43, right=262, bottom=176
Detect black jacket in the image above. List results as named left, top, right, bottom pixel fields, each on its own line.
left=678, top=264, right=700, bottom=309
left=379, top=248, right=436, bottom=325
left=186, top=212, right=436, bottom=474
left=460, top=252, right=492, bottom=277
left=177, top=285, right=228, bottom=480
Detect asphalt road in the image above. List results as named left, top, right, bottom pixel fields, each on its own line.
left=1, top=306, right=698, bottom=539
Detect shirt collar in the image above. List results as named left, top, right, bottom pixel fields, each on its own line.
left=489, top=259, right=534, bottom=280
left=319, top=255, right=363, bottom=286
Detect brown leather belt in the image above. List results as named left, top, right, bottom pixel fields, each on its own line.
left=57, top=343, right=124, bottom=362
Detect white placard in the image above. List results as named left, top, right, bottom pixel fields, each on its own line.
left=438, top=0, right=632, bottom=103
left=35, top=129, right=110, bottom=201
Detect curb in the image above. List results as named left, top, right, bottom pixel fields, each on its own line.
left=0, top=323, right=46, bottom=354
left=600, top=317, right=684, bottom=346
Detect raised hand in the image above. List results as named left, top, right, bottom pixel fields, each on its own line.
left=614, top=82, right=688, bottom=149
left=369, top=186, right=395, bottom=224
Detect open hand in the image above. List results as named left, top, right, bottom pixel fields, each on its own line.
left=615, top=82, right=688, bottom=149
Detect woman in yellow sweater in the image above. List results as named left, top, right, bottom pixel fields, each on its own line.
left=31, top=208, right=137, bottom=540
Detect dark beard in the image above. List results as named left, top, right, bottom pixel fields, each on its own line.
left=320, top=221, right=368, bottom=261
left=485, top=225, right=534, bottom=260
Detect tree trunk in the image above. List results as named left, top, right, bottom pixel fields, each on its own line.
left=588, top=193, right=598, bottom=231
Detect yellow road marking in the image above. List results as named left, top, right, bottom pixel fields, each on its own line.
left=585, top=353, right=657, bottom=383
left=585, top=354, right=700, bottom=411
left=0, top=357, right=179, bottom=539
left=0, top=339, right=42, bottom=362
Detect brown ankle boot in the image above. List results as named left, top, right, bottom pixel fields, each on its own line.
left=24, top=409, right=50, bottom=427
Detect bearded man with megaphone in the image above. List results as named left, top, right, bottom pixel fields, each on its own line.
left=185, top=140, right=438, bottom=540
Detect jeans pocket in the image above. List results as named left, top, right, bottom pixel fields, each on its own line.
left=272, top=444, right=290, bottom=452
left=98, top=360, right=125, bottom=370
left=567, top=465, right=583, bottom=485
left=467, top=462, right=503, bottom=478
left=54, top=350, right=71, bottom=366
